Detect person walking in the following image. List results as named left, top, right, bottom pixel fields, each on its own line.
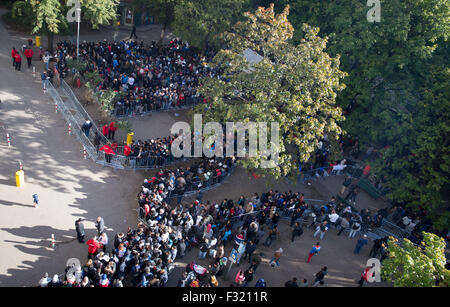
left=269, top=248, right=283, bottom=267
left=291, top=222, right=303, bottom=242
left=11, top=47, right=17, bottom=67
left=24, top=47, right=34, bottom=69
left=313, top=221, right=329, bottom=240
left=43, top=51, right=51, bottom=70
left=99, top=232, right=108, bottom=252
left=312, top=266, right=328, bottom=287
left=307, top=242, right=321, bottom=263
left=358, top=266, right=374, bottom=287
left=290, top=208, right=302, bottom=227
left=349, top=221, right=361, bottom=238
left=242, top=240, right=256, bottom=263
left=41, top=71, right=49, bottom=90
left=81, top=120, right=92, bottom=138
left=243, top=268, right=254, bottom=287
left=369, top=238, right=382, bottom=258
left=14, top=52, right=22, bottom=71
left=130, top=25, right=138, bottom=39
left=86, top=236, right=102, bottom=259
left=94, top=132, right=101, bottom=152
left=108, top=122, right=117, bottom=140
left=95, top=216, right=105, bottom=236
left=337, top=216, right=350, bottom=236
left=102, top=124, right=109, bottom=138
left=32, top=194, right=39, bottom=208
left=263, top=226, right=278, bottom=247
left=285, top=277, right=299, bottom=287
left=341, top=175, right=352, bottom=195
left=75, top=218, right=85, bottom=243
left=354, top=234, right=369, bottom=254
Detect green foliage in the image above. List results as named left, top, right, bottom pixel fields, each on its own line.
left=372, top=46, right=450, bottom=230
left=96, top=89, right=119, bottom=112
left=84, top=70, right=102, bottom=90
left=26, top=0, right=119, bottom=35
left=381, top=232, right=450, bottom=287
left=131, top=0, right=177, bottom=28
left=263, top=0, right=450, bottom=228
left=116, top=120, right=133, bottom=133
left=171, top=0, right=252, bottom=49
left=80, top=0, right=120, bottom=29
left=196, top=4, right=347, bottom=179
left=67, top=58, right=87, bottom=74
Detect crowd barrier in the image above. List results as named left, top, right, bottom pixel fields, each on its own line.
left=113, top=97, right=200, bottom=119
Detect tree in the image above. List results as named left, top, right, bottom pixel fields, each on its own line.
left=131, top=0, right=178, bottom=45
left=14, top=0, right=120, bottom=52
left=263, top=0, right=450, bottom=228
left=171, top=0, right=252, bottom=50
left=372, top=44, right=450, bottom=230
left=381, top=232, right=450, bottom=287
left=195, top=4, right=347, bottom=179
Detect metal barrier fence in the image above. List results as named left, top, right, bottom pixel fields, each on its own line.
left=113, top=97, right=200, bottom=119
left=58, top=80, right=111, bottom=147
left=46, top=81, right=99, bottom=161
left=165, top=165, right=235, bottom=199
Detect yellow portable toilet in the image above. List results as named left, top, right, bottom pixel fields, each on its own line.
left=126, top=132, right=134, bottom=146
left=36, top=36, right=41, bottom=47
left=16, top=170, right=25, bottom=187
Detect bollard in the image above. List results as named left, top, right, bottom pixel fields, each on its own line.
left=32, top=66, right=35, bottom=77
left=51, top=234, right=55, bottom=248
left=19, top=161, right=23, bottom=170
left=55, top=103, right=58, bottom=114
left=16, top=170, right=24, bottom=187
left=68, top=123, right=72, bottom=135
left=83, top=147, right=87, bottom=160
left=6, top=133, right=11, bottom=148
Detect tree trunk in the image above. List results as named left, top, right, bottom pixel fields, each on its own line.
left=158, top=24, right=167, bottom=48
left=47, top=32, right=54, bottom=53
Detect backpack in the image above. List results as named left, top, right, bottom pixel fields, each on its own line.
left=316, top=271, right=325, bottom=280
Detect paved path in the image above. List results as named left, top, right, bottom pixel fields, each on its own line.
left=0, top=9, right=142, bottom=286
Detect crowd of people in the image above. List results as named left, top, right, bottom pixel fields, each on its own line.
left=40, top=179, right=405, bottom=287
left=53, top=39, right=218, bottom=116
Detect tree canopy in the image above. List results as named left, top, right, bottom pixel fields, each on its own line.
left=171, top=0, right=253, bottom=50
left=258, top=0, right=450, bottom=229
left=382, top=232, right=450, bottom=287
left=195, top=4, right=347, bottom=179
left=13, top=0, right=120, bottom=50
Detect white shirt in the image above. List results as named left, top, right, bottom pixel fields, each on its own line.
left=99, top=233, right=108, bottom=246
left=328, top=213, right=340, bottom=223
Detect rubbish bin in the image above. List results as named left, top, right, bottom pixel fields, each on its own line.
left=16, top=170, right=25, bottom=188
left=126, top=132, right=134, bottom=146
left=36, top=36, right=41, bottom=47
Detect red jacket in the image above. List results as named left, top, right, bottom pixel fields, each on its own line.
left=102, top=125, right=109, bottom=136
left=24, top=49, right=34, bottom=59
left=86, top=239, right=101, bottom=254
left=109, top=122, right=117, bottom=132
left=11, top=49, right=17, bottom=58
left=124, top=145, right=131, bottom=157
left=14, top=54, right=22, bottom=62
